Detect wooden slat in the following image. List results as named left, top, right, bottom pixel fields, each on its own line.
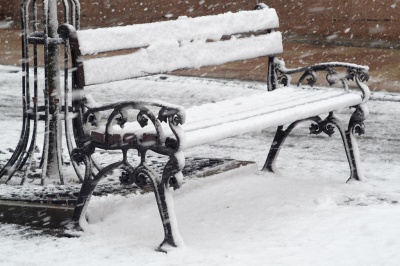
left=183, top=93, right=362, bottom=148
left=77, top=8, right=279, bottom=55
left=101, top=88, right=362, bottom=148
left=83, top=32, right=283, bottom=85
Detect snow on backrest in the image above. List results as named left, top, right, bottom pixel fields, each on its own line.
left=77, top=8, right=279, bottom=55
left=83, top=32, right=283, bottom=85
left=77, top=7, right=283, bottom=86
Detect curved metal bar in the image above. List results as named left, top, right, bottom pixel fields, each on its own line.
left=20, top=97, right=39, bottom=185
left=66, top=149, right=96, bottom=232
left=70, top=0, right=80, bottom=29
left=98, top=106, right=165, bottom=147
left=62, top=0, right=69, bottom=24
left=81, top=100, right=185, bottom=151
left=63, top=37, right=84, bottom=182
left=40, top=0, right=51, bottom=184
left=355, top=73, right=371, bottom=103
left=275, top=58, right=369, bottom=74
left=262, top=116, right=322, bottom=173
left=147, top=162, right=184, bottom=251
left=264, top=108, right=367, bottom=182
left=273, top=58, right=371, bottom=102
left=20, top=0, right=40, bottom=184
left=0, top=0, right=33, bottom=180
left=325, top=107, right=367, bottom=182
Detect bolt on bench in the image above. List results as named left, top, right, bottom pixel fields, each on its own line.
left=58, top=3, right=370, bottom=251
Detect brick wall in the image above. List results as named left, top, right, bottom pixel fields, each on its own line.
left=269, top=0, right=400, bottom=42
left=1, top=0, right=399, bottom=41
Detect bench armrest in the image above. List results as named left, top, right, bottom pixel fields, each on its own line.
left=273, top=58, right=370, bottom=103
left=80, top=100, right=186, bottom=155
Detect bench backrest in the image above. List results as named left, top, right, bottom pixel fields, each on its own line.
left=60, top=5, right=282, bottom=88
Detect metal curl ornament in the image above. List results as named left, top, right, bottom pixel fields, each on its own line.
left=116, top=111, right=128, bottom=128
left=297, top=69, right=317, bottom=87
left=348, top=106, right=366, bottom=136
left=171, top=113, right=184, bottom=126
left=322, top=121, right=335, bottom=137
left=70, top=146, right=95, bottom=164
left=129, top=165, right=152, bottom=189
left=345, top=68, right=369, bottom=82
left=309, top=122, right=322, bottom=135
left=278, top=73, right=291, bottom=87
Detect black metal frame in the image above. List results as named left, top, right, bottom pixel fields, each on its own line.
left=65, top=100, right=186, bottom=251
left=263, top=58, right=370, bottom=181
left=58, top=21, right=187, bottom=251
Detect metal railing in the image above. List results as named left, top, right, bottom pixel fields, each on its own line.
left=0, top=0, right=81, bottom=185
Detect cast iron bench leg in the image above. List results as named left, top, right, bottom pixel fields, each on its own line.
left=327, top=106, right=367, bottom=182
left=263, top=107, right=366, bottom=182
left=147, top=162, right=184, bottom=252
left=66, top=150, right=184, bottom=252
left=262, top=116, right=322, bottom=173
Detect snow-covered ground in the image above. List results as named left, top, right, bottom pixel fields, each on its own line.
left=0, top=64, right=400, bottom=265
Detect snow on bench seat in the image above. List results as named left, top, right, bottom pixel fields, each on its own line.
left=97, top=87, right=362, bottom=148
left=183, top=88, right=361, bottom=148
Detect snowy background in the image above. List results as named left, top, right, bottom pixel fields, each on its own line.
left=0, top=64, right=400, bottom=265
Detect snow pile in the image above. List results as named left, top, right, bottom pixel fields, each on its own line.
left=1, top=166, right=400, bottom=265
left=1, top=65, right=400, bottom=265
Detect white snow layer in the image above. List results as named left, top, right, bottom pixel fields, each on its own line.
left=183, top=90, right=361, bottom=147
left=116, top=87, right=362, bottom=148
left=1, top=65, right=400, bottom=265
left=83, top=32, right=283, bottom=85
left=77, top=8, right=279, bottom=55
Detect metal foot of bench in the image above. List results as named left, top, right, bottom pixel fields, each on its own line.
left=66, top=149, right=184, bottom=250
left=262, top=116, right=321, bottom=173
left=325, top=106, right=368, bottom=182
left=263, top=106, right=367, bottom=182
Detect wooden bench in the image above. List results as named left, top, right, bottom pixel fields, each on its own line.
left=58, top=3, right=370, bottom=251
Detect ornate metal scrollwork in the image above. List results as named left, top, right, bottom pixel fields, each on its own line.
left=80, top=100, right=185, bottom=152
left=273, top=58, right=371, bottom=102
left=309, top=113, right=336, bottom=137
left=326, top=68, right=338, bottom=86
left=70, top=145, right=95, bottom=164
left=345, top=68, right=369, bottom=83
left=119, top=164, right=151, bottom=189
left=87, top=113, right=99, bottom=127
left=71, top=99, right=186, bottom=192
left=277, top=73, right=291, bottom=87
left=133, top=167, right=152, bottom=189
left=297, top=68, right=317, bottom=87
left=116, top=111, right=128, bottom=128
left=162, top=156, right=184, bottom=190
left=348, top=105, right=367, bottom=136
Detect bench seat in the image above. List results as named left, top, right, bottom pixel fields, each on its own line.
left=183, top=88, right=362, bottom=148
left=89, top=86, right=362, bottom=148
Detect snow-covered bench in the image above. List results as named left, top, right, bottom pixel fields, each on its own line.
left=58, top=4, right=370, bottom=251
